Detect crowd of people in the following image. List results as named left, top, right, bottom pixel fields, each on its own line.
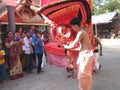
left=0, top=25, right=49, bottom=83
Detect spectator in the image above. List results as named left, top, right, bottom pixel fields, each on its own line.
left=0, top=43, right=7, bottom=83
left=93, top=36, right=102, bottom=72
left=5, top=32, right=24, bottom=80
left=16, top=27, right=23, bottom=37
left=32, top=30, right=43, bottom=74
left=23, top=31, right=33, bottom=73
left=30, top=26, right=36, bottom=37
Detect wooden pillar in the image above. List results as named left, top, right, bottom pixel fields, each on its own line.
left=5, top=0, right=18, bottom=33
left=6, top=6, right=16, bottom=33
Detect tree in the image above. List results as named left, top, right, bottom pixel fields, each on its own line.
left=92, top=0, right=120, bottom=15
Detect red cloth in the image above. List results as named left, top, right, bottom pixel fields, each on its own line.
left=46, top=52, right=68, bottom=68
left=46, top=51, right=78, bottom=68
left=44, top=42, right=65, bottom=56
left=41, top=0, right=59, bottom=6
left=44, top=42, right=79, bottom=68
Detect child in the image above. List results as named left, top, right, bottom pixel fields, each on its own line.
left=0, top=43, right=7, bottom=83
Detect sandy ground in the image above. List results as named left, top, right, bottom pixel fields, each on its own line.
left=0, top=45, right=120, bottom=90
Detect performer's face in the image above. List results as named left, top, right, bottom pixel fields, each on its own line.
left=71, top=25, right=78, bottom=32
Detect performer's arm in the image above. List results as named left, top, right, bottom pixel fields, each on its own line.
left=64, top=31, right=82, bottom=49
left=96, top=38, right=103, bottom=56
left=71, top=46, right=81, bottom=51
left=98, top=40, right=103, bottom=56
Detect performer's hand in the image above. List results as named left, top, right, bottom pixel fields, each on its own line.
left=64, top=45, right=68, bottom=49
left=64, top=49, right=67, bottom=54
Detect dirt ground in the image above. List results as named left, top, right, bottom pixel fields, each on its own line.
left=0, top=45, right=120, bottom=90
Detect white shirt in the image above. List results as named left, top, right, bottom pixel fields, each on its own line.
left=23, top=36, right=33, bottom=54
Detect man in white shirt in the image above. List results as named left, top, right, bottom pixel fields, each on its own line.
left=24, top=31, right=33, bottom=73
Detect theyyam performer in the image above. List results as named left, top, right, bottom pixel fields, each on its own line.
left=64, top=17, right=94, bottom=90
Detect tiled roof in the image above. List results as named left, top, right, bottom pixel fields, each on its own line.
left=92, top=12, right=118, bottom=24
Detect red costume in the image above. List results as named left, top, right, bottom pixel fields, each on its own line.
left=55, top=24, right=77, bottom=78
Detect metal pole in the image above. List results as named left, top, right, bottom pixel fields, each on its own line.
left=95, top=24, right=97, bottom=37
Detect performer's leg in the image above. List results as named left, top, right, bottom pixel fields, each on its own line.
left=66, top=64, right=74, bottom=78
left=67, top=50, right=74, bottom=64
left=94, top=52, right=100, bottom=70
left=77, top=56, right=93, bottom=90
left=66, top=50, right=74, bottom=78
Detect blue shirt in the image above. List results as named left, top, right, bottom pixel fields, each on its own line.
left=30, top=31, right=34, bottom=37
left=33, top=36, right=43, bottom=54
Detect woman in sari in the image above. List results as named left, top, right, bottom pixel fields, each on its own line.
left=5, top=32, right=24, bottom=80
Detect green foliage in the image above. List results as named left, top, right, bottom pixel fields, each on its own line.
left=92, top=0, right=120, bottom=16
